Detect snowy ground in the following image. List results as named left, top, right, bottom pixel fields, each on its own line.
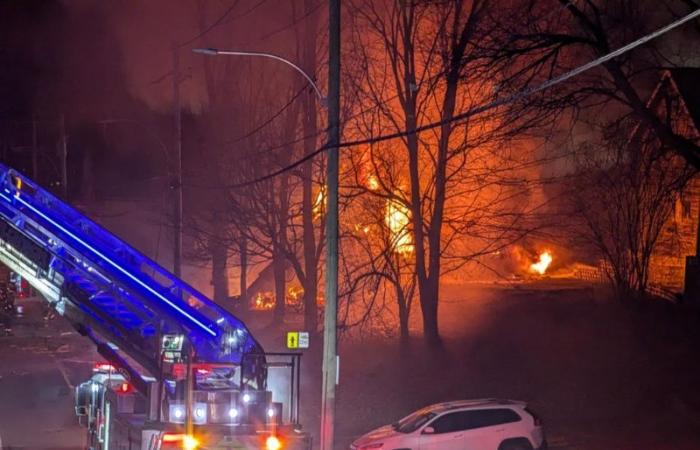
left=251, top=280, right=700, bottom=450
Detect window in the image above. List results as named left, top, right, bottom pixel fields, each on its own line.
left=430, top=412, right=466, bottom=434
left=428, top=408, right=522, bottom=434
left=395, top=410, right=437, bottom=433
left=681, top=198, right=692, bottom=219
left=464, top=409, right=522, bottom=429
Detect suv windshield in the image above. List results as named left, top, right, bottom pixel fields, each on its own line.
left=393, top=409, right=437, bottom=433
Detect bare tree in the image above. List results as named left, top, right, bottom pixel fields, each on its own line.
left=296, top=0, right=324, bottom=333
left=345, top=0, right=553, bottom=344
left=338, top=188, right=418, bottom=341
left=573, top=116, right=696, bottom=296
left=493, top=0, right=700, bottom=168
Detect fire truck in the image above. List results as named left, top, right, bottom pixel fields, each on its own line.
left=0, top=163, right=310, bottom=450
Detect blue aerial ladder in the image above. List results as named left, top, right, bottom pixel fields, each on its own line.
left=0, top=163, right=307, bottom=450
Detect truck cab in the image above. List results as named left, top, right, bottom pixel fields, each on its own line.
left=75, top=349, right=309, bottom=450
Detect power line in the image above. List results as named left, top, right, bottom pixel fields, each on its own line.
left=219, top=0, right=274, bottom=28
left=223, top=86, right=307, bottom=146
left=200, top=0, right=581, bottom=167
left=246, top=0, right=325, bottom=45
left=148, top=0, right=267, bottom=85
left=202, top=7, right=700, bottom=190
left=178, top=0, right=244, bottom=49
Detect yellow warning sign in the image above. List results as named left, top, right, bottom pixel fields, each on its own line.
left=287, top=332, right=299, bottom=349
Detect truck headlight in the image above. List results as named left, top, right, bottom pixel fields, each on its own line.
left=266, top=435, right=282, bottom=450
left=183, top=435, right=199, bottom=450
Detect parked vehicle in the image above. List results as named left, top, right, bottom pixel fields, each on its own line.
left=351, top=399, right=546, bottom=450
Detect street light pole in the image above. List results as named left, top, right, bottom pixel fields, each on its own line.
left=192, top=41, right=340, bottom=449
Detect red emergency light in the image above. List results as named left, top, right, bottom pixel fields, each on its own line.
left=93, top=363, right=116, bottom=373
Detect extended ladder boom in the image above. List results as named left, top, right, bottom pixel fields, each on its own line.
left=0, top=164, right=262, bottom=381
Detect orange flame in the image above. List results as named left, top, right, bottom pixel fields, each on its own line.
left=313, top=187, right=326, bottom=219
left=530, top=251, right=552, bottom=275
left=385, top=198, right=413, bottom=255
left=367, top=175, right=380, bottom=191
left=252, top=292, right=275, bottom=310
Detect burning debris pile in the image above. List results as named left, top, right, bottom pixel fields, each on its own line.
left=529, top=251, right=553, bottom=275
left=480, top=245, right=565, bottom=280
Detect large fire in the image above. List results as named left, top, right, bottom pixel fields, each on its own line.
left=530, top=251, right=553, bottom=275
left=385, top=198, right=413, bottom=255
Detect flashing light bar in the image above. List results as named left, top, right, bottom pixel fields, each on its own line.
left=93, top=363, right=116, bottom=373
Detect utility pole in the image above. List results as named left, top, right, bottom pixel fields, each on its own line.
left=172, top=46, right=183, bottom=279
left=320, top=0, right=340, bottom=449
left=59, top=114, right=68, bottom=199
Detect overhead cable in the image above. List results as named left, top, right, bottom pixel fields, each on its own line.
left=205, top=7, right=700, bottom=189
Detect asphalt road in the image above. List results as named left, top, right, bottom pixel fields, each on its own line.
left=0, top=296, right=98, bottom=450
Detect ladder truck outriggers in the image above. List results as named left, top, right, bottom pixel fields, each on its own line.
left=0, top=163, right=310, bottom=450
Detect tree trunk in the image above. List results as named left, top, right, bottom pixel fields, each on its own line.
left=82, top=147, right=95, bottom=203
left=301, top=109, right=318, bottom=332
left=301, top=0, right=320, bottom=334
left=239, top=236, right=248, bottom=311
left=273, top=246, right=286, bottom=324
left=419, top=275, right=441, bottom=345
left=397, top=289, right=410, bottom=342
left=211, top=230, right=228, bottom=304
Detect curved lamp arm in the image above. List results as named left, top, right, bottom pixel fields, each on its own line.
left=193, top=48, right=326, bottom=107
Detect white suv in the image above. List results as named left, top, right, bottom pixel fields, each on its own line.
left=351, top=399, right=546, bottom=450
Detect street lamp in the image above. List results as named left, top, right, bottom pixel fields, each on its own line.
left=192, top=48, right=326, bottom=106
left=193, top=41, right=341, bottom=450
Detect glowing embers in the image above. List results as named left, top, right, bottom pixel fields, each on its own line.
left=252, top=291, right=275, bottom=310
left=385, top=197, right=413, bottom=255
left=530, top=251, right=553, bottom=275
left=251, top=287, right=304, bottom=310
left=287, top=286, right=303, bottom=303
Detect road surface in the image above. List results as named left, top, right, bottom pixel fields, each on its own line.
left=0, top=296, right=97, bottom=450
